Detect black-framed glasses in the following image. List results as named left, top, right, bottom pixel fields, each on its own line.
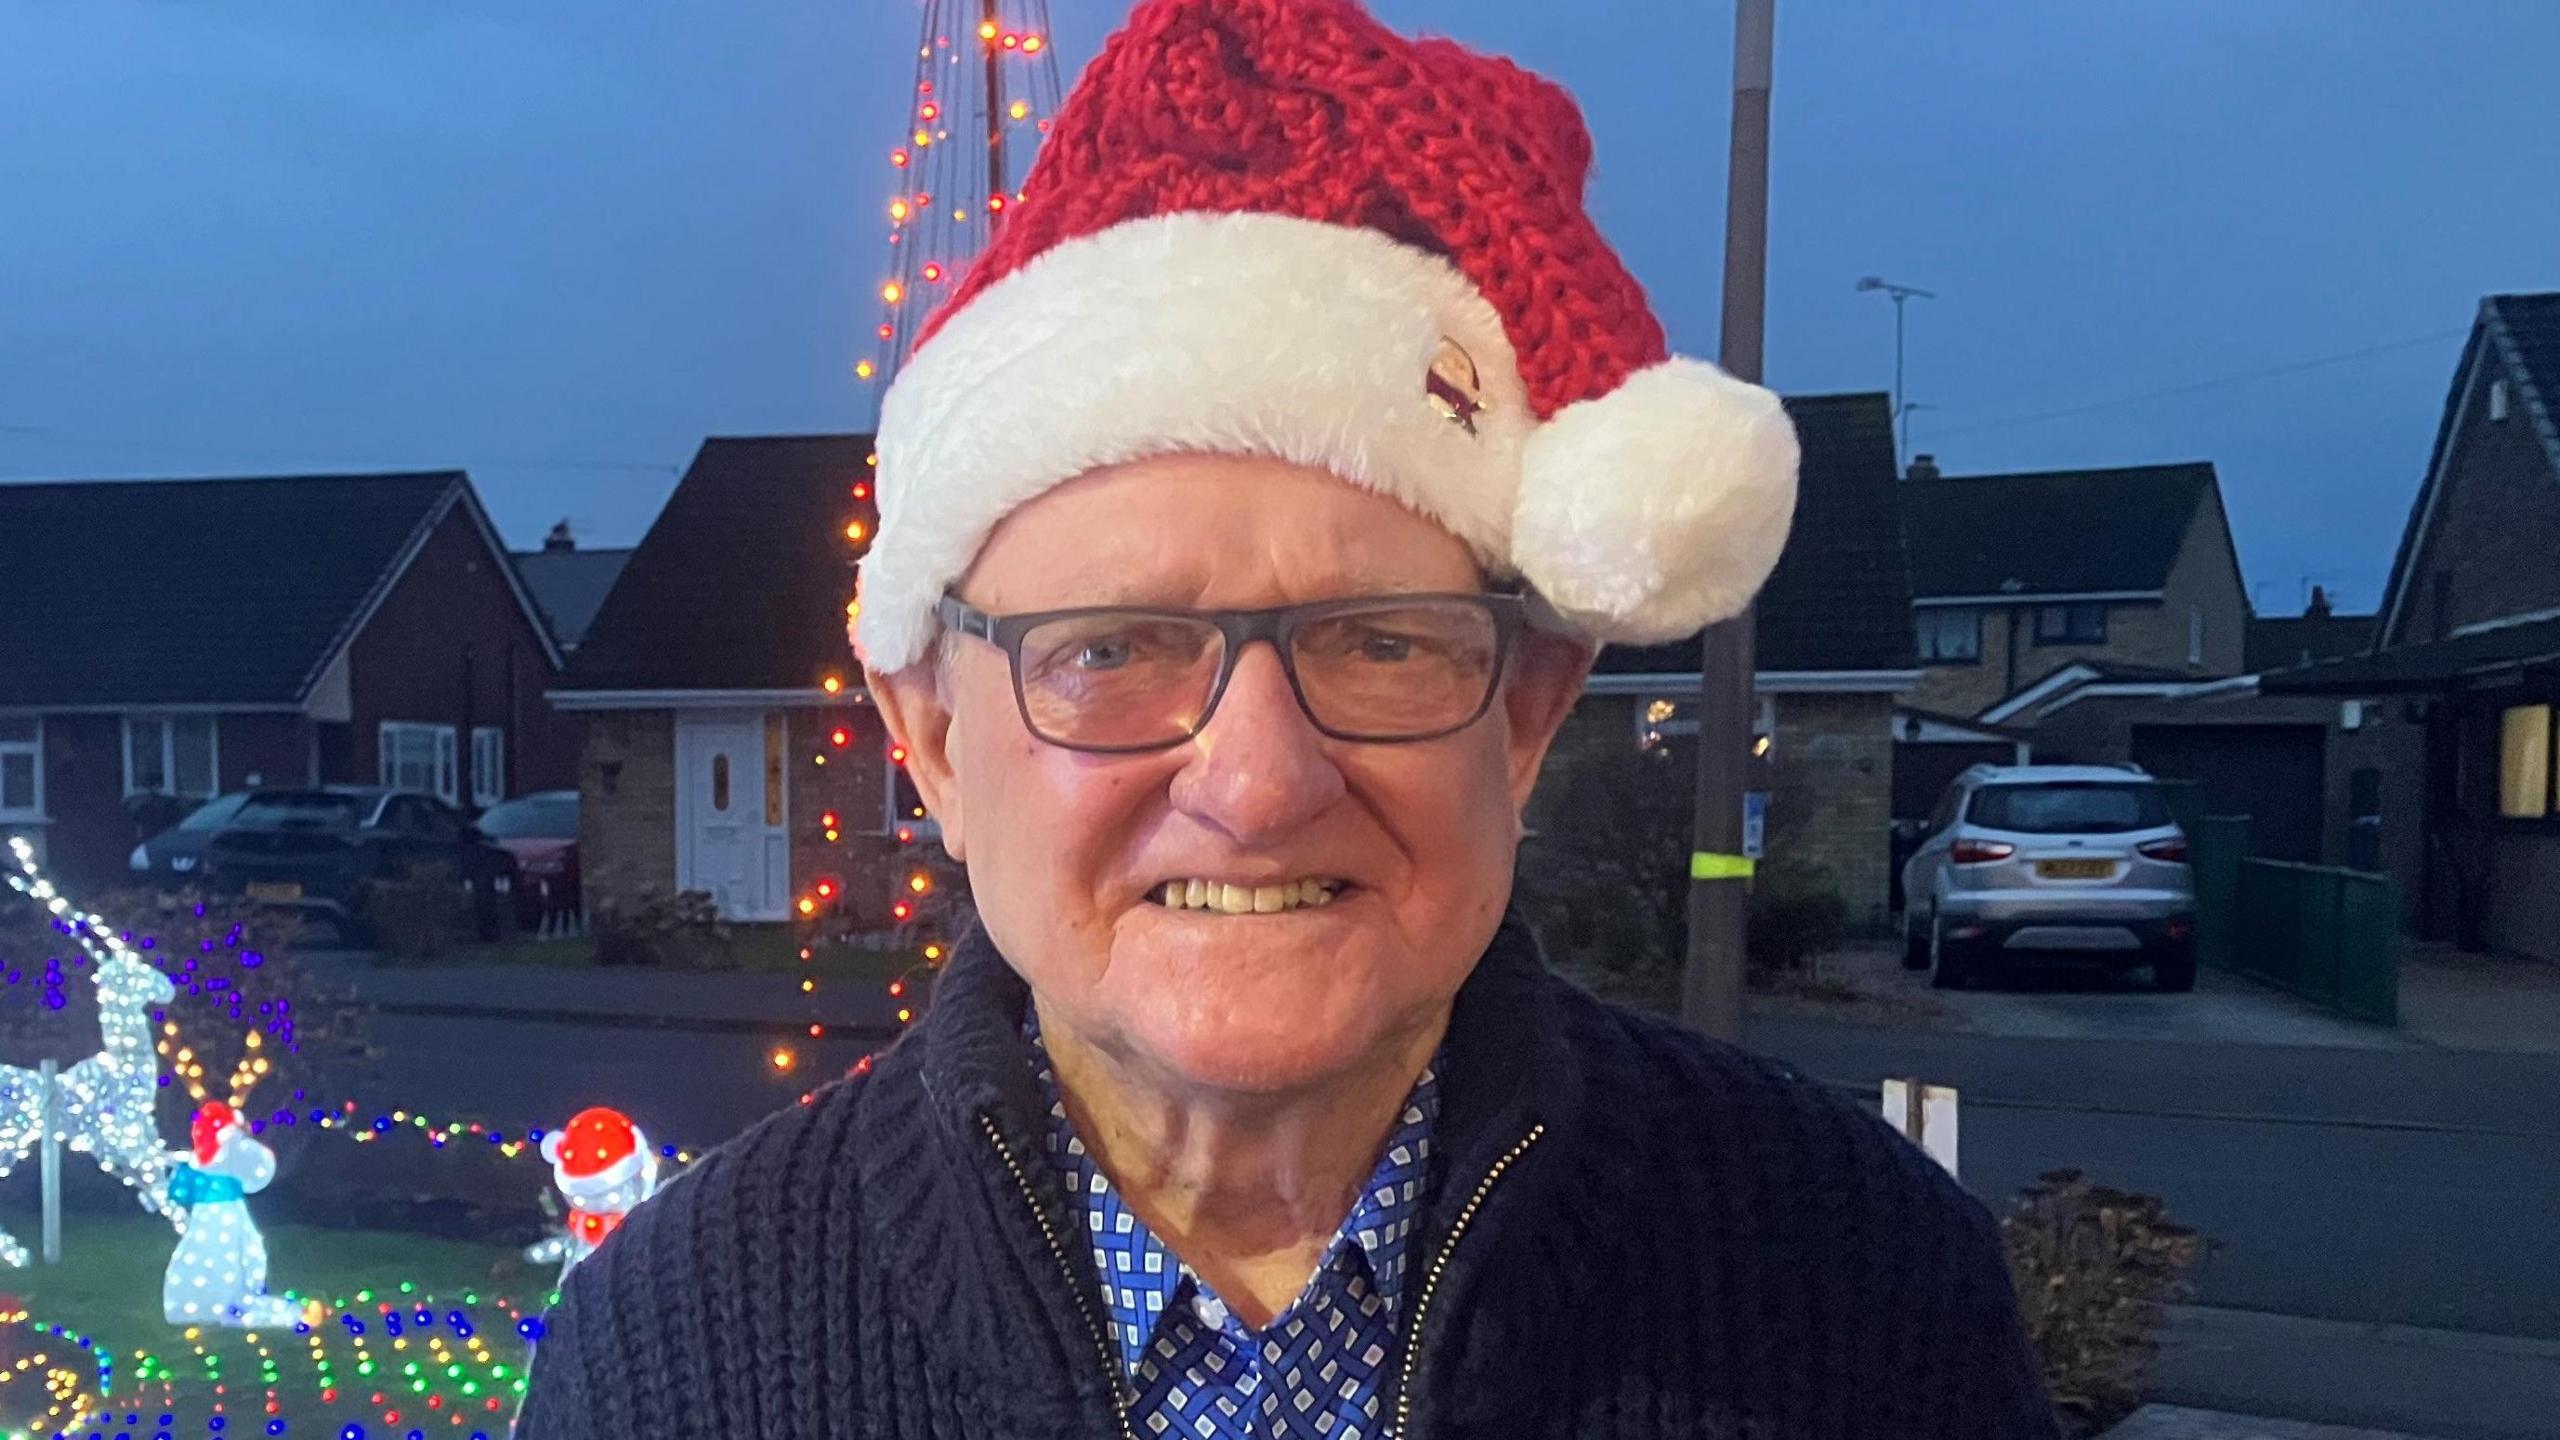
left=936, top=592, right=1527, bottom=754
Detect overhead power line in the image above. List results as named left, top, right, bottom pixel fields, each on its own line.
left=0, top=420, right=678, bottom=477
left=1927, top=326, right=2471, bottom=442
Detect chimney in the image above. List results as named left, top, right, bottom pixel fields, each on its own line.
left=543, top=520, right=576, bottom=553
left=2306, top=585, right=2332, bottom=620
left=1905, top=453, right=1940, bottom=481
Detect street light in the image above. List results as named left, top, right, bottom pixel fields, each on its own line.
left=1857, top=275, right=1936, bottom=470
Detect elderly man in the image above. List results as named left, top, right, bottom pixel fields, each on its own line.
left=516, top=1, right=2056, bottom=1436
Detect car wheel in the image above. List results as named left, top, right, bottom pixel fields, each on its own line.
left=1901, top=911, right=1931, bottom=970
left=1929, top=919, right=1970, bottom=990
left=2153, top=948, right=2197, bottom=993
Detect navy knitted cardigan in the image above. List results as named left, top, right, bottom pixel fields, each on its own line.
left=516, top=916, right=2058, bottom=1439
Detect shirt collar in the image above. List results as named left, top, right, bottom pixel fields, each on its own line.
left=1024, top=1015, right=1441, bottom=1377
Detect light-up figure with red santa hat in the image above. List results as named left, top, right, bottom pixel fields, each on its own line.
left=162, top=1101, right=304, bottom=1329
left=526, top=1106, right=660, bottom=1280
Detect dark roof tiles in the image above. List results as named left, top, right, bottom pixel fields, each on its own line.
left=1899, top=463, right=2216, bottom=600
left=0, top=472, right=460, bottom=706
left=560, top=437, right=871, bottom=693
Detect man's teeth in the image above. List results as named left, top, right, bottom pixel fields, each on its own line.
left=1155, top=879, right=1342, bottom=914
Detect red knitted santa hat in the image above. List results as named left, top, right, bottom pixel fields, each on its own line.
left=855, top=0, right=1798, bottom=670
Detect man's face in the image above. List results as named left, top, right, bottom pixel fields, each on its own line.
left=872, top=453, right=1587, bottom=1096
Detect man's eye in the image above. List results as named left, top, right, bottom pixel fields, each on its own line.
left=1073, top=637, right=1133, bottom=670
left=1358, top=633, right=1415, bottom=662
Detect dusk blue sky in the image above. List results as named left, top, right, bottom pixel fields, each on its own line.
left=4, top=2, right=2554, bottom=616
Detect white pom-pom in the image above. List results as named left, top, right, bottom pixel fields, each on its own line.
left=1510, top=357, right=1799, bottom=644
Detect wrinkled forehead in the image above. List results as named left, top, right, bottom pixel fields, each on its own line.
left=956, top=453, right=1490, bottom=613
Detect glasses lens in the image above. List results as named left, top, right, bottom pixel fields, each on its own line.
left=1290, top=598, right=1504, bottom=740
left=1015, top=611, right=1225, bottom=749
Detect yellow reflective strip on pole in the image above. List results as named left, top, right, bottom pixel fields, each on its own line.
left=1691, top=852, right=1756, bottom=881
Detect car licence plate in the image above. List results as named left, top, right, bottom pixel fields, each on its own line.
left=245, top=881, right=305, bottom=903
left=2037, top=859, right=2114, bottom=881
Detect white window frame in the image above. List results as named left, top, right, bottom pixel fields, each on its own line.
left=379, top=721, right=459, bottom=804
left=121, top=714, right=221, bottom=799
left=1916, top=606, right=1983, bottom=664
left=0, top=718, right=42, bottom=822
left=470, top=726, right=506, bottom=807
left=2034, top=602, right=2109, bottom=645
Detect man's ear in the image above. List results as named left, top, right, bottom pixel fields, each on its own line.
left=865, top=658, right=966, bottom=862
left=1501, top=630, right=1595, bottom=815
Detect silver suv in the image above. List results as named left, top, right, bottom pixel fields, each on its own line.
left=1900, top=764, right=2196, bottom=992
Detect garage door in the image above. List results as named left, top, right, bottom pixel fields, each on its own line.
left=2129, top=724, right=2326, bottom=863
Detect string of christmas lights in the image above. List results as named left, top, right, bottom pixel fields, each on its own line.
left=100, top=1282, right=541, bottom=1440
left=0, top=1307, right=116, bottom=1438
left=855, top=0, right=1064, bottom=390
left=784, top=1, right=1066, bottom=1083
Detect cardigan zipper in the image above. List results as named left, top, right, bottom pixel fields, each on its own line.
left=1391, top=1122, right=1545, bottom=1440
left=978, top=1112, right=1138, bottom=1440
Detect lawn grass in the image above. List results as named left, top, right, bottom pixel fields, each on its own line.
left=0, top=1204, right=543, bottom=1437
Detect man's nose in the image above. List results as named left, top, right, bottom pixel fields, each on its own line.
left=1166, top=643, right=1345, bottom=843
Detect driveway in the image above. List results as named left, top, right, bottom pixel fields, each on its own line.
left=1796, top=940, right=2414, bottom=1049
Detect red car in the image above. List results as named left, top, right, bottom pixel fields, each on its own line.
left=477, top=790, right=581, bottom=931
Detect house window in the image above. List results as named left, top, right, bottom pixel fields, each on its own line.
left=125, top=715, right=218, bottom=798
left=2034, top=603, right=2108, bottom=645
left=1915, top=607, right=1983, bottom=663
left=888, top=749, right=934, bottom=838
left=2188, top=607, right=2204, bottom=667
left=2490, top=378, right=2510, bottom=423
left=0, top=718, right=40, bottom=820
left=470, top=727, right=506, bottom=807
left=380, top=722, right=458, bottom=803
left=2498, top=704, right=2553, bottom=819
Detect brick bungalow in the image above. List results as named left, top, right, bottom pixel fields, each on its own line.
left=1552, top=392, right=1922, bottom=933
left=552, top=436, right=912, bottom=927
left=2265, top=292, right=2560, bottom=961
left=0, top=472, right=573, bottom=887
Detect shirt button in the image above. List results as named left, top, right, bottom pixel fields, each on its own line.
left=1196, top=1294, right=1229, bottom=1329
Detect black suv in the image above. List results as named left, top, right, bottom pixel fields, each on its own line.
left=201, top=786, right=516, bottom=942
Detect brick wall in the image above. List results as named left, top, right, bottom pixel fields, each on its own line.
left=785, top=706, right=904, bottom=930
left=2332, top=704, right=2430, bottom=931
left=218, top=713, right=313, bottom=790
left=2485, top=832, right=2560, bottom=964
left=1537, top=689, right=1898, bottom=937
left=1767, top=692, right=1896, bottom=933
left=579, top=709, right=675, bottom=912
left=2393, top=352, right=2560, bottom=643
left=349, top=500, right=574, bottom=803
left=34, top=713, right=122, bottom=888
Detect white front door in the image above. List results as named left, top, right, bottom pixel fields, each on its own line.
left=675, top=711, right=788, bottom=921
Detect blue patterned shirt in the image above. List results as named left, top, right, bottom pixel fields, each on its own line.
left=1029, top=1029, right=1438, bottom=1440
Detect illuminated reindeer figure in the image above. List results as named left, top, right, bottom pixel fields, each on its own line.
left=0, top=840, right=185, bottom=1266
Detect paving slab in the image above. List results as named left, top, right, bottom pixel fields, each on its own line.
left=2105, top=1404, right=2444, bottom=1440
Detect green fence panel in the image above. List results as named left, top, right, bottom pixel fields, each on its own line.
left=2336, top=875, right=2403, bottom=1026
left=2301, top=867, right=2343, bottom=1002
left=2228, top=858, right=2402, bottom=1026
left=2190, top=816, right=2249, bottom=975
left=2233, top=862, right=2288, bottom=988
